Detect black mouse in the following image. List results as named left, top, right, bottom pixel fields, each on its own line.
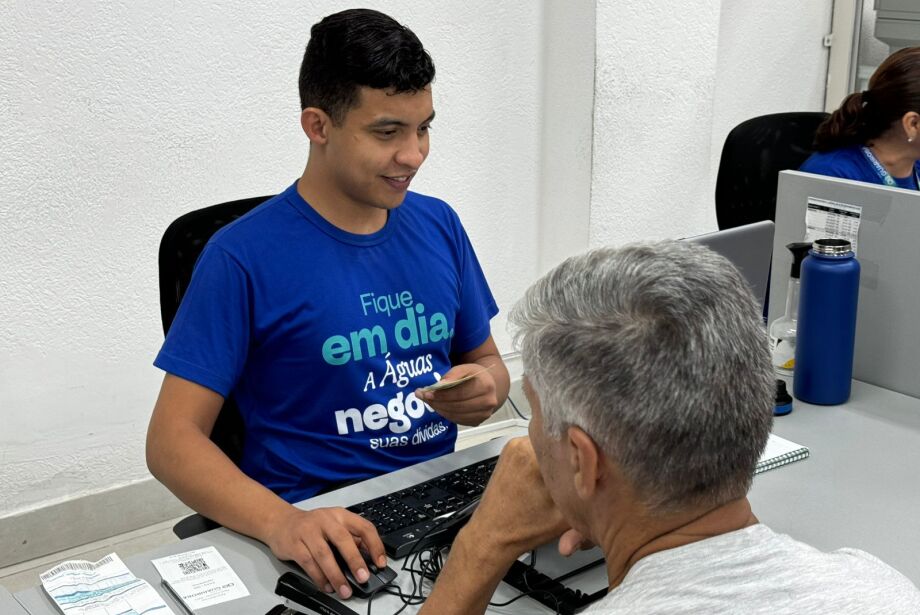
left=331, top=547, right=398, bottom=598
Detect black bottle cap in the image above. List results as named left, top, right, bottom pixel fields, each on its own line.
left=775, top=379, right=793, bottom=416
left=775, top=379, right=792, bottom=405
left=786, top=242, right=812, bottom=279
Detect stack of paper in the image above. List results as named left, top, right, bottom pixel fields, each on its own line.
left=151, top=546, right=249, bottom=613
left=40, top=553, right=175, bottom=615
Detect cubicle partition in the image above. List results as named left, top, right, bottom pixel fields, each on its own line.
left=770, top=171, right=920, bottom=400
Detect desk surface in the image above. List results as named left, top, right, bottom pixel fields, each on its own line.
left=749, top=378, right=920, bottom=582
left=3, top=585, right=28, bottom=614
left=15, top=379, right=920, bottom=614
left=15, top=437, right=527, bottom=615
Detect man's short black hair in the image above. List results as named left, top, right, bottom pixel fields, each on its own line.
left=299, top=8, right=436, bottom=123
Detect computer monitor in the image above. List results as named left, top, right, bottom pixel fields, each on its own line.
left=770, top=170, right=920, bottom=399
left=684, top=220, right=775, bottom=313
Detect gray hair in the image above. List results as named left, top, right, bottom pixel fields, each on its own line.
left=510, top=240, right=774, bottom=514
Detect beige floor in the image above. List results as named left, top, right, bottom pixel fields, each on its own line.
left=0, top=419, right=524, bottom=597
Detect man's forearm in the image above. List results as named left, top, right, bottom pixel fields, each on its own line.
left=147, top=424, right=292, bottom=543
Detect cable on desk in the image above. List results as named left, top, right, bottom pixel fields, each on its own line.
left=507, top=395, right=529, bottom=420
left=363, top=512, right=480, bottom=615
left=360, top=547, right=568, bottom=615
left=488, top=586, right=563, bottom=613
left=354, top=457, right=575, bottom=615
left=362, top=521, right=451, bottom=614
left=484, top=549, right=564, bottom=613
left=360, top=546, right=439, bottom=615
left=366, top=582, right=423, bottom=615
left=414, top=546, right=446, bottom=581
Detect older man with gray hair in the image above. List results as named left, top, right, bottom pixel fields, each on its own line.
left=420, top=241, right=919, bottom=614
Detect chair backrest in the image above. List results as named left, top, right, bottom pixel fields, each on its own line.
left=158, top=195, right=274, bottom=463
left=715, top=112, right=829, bottom=230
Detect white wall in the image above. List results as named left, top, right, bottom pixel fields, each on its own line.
left=1, top=0, right=834, bottom=563
left=537, top=0, right=595, bottom=274
left=590, top=0, right=832, bottom=247
left=590, top=0, right=722, bottom=245
left=710, top=1, right=832, bottom=189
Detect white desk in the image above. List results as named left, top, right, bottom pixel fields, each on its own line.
left=2, top=585, right=28, bottom=614
left=749, top=379, right=920, bottom=582
left=15, top=380, right=920, bottom=613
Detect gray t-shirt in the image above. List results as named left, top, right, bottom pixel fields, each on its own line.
left=583, top=524, right=919, bottom=614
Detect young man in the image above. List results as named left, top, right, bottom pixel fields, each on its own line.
left=421, top=242, right=919, bottom=614
left=146, top=8, right=508, bottom=600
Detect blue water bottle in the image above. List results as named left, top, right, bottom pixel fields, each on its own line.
left=793, top=238, right=860, bottom=405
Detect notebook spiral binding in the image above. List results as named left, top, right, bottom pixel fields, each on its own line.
left=754, top=447, right=810, bottom=474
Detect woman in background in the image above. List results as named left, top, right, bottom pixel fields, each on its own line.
left=801, top=46, right=920, bottom=190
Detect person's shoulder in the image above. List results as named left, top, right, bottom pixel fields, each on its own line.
left=207, top=188, right=300, bottom=253
left=402, top=190, right=456, bottom=215
left=766, top=530, right=920, bottom=610
left=400, top=190, right=464, bottom=228
left=825, top=548, right=920, bottom=612
left=800, top=146, right=862, bottom=167
left=832, top=547, right=918, bottom=584
left=799, top=145, right=866, bottom=179
left=590, top=526, right=920, bottom=614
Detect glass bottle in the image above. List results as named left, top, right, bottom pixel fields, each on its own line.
left=769, top=242, right=812, bottom=376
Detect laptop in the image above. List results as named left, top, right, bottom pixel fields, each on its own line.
left=683, top=219, right=775, bottom=312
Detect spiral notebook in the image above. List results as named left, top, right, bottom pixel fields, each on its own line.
left=755, top=434, right=810, bottom=474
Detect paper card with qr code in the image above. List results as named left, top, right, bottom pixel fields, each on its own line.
left=151, top=545, right=249, bottom=611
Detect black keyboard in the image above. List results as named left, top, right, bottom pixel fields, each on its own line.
left=347, top=456, right=498, bottom=558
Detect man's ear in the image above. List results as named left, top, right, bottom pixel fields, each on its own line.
left=567, top=426, right=601, bottom=500
left=301, top=107, right=331, bottom=144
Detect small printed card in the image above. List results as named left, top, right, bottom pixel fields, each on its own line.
left=151, top=546, right=249, bottom=612
left=418, top=365, right=493, bottom=393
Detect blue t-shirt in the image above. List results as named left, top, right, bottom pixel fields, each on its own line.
left=799, top=145, right=920, bottom=190
left=155, top=182, right=498, bottom=503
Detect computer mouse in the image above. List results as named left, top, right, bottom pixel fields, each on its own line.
left=331, top=547, right=398, bottom=598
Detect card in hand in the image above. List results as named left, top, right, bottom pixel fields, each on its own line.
left=417, top=365, right=493, bottom=393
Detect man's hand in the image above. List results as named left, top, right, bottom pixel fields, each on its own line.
left=415, top=362, right=499, bottom=425
left=559, top=528, right=594, bottom=556
left=415, top=335, right=509, bottom=426
left=420, top=437, right=570, bottom=615
left=263, top=506, right=386, bottom=600
left=465, top=437, right=570, bottom=555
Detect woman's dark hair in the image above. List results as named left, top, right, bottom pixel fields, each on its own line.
left=298, top=9, right=435, bottom=124
left=814, top=46, right=920, bottom=151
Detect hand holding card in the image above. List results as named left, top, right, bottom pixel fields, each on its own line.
left=415, top=363, right=499, bottom=426
left=417, top=364, right=494, bottom=393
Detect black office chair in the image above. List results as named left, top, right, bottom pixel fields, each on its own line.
left=158, top=195, right=274, bottom=538
left=715, top=112, right=828, bottom=230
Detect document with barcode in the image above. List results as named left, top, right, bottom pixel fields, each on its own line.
left=40, top=552, right=176, bottom=614
left=151, top=546, right=249, bottom=612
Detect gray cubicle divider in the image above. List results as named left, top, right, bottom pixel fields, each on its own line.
left=770, top=171, right=920, bottom=400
